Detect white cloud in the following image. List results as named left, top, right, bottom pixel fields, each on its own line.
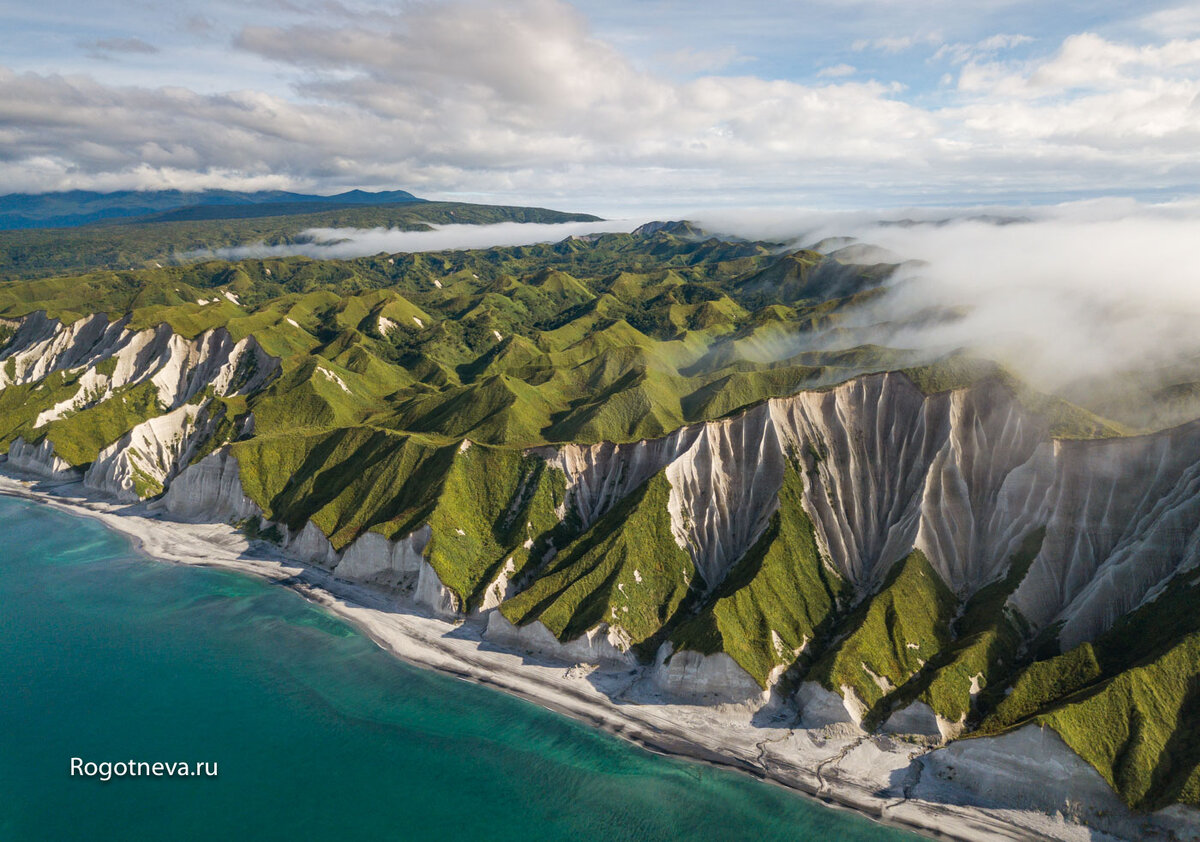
left=817, top=63, right=856, bottom=78
left=656, top=45, right=742, bottom=74
left=852, top=33, right=941, bottom=53
left=1, top=1, right=1199, bottom=206
left=0, top=1, right=942, bottom=198
left=83, top=37, right=160, bottom=56
left=194, top=219, right=649, bottom=260
left=696, top=199, right=1200, bottom=391
left=1139, top=5, right=1200, bottom=38
left=1030, top=33, right=1200, bottom=89
left=933, top=33, right=1031, bottom=65
left=958, top=32, right=1200, bottom=95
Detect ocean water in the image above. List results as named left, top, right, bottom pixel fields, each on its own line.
left=0, top=495, right=920, bottom=841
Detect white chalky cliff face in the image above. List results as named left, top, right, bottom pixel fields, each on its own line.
left=0, top=310, right=278, bottom=497
left=0, top=311, right=276, bottom=406
left=6, top=305, right=1196, bottom=690
left=549, top=371, right=1200, bottom=645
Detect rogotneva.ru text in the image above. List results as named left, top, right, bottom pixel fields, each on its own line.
left=70, top=758, right=217, bottom=781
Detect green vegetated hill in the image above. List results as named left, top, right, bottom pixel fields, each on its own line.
left=0, top=199, right=600, bottom=281
left=2, top=214, right=1198, bottom=813
left=0, top=188, right=425, bottom=230
left=0, top=222, right=936, bottom=458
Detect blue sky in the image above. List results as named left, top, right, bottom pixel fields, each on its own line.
left=2, top=0, right=1199, bottom=211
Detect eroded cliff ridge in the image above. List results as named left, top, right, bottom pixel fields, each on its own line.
left=3, top=223, right=1199, bottom=827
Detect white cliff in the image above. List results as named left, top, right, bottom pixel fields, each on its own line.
left=335, top=526, right=431, bottom=588
left=0, top=311, right=278, bottom=415
left=483, top=612, right=638, bottom=667
left=1003, top=423, right=1200, bottom=647
left=161, top=450, right=458, bottom=616
left=9, top=330, right=1200, bottom=716
left=5, top=436, right=83, bottom=481
left=650, top=643, right=765, bottom=704
left=546, top=372, right=1200, bottom=658
left=160, top=449, right=261, bottom=522
left=84, top=402, right=216, bottom=502
left=664, top=406, right=784, bottom=588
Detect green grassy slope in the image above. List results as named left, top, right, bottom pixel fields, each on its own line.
left=499, top=473, right=696, bottom=648
left=978, top=565, right=1200, bottom=808
left=670, top=463, right=847, bottom=686
left=879, top=529, right=1044, bottom=725
left=0, top=226, right=951, bottom=457
left=0, top=200, right=600, bottom=281
left=806, top=550, right=958, bottom=722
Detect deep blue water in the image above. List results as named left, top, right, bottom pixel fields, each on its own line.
left=0, top=495, right=920, bottom=841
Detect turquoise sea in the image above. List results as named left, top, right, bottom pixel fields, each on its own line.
left=0, top=494, right=920, bottom=841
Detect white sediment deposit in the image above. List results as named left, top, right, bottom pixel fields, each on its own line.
left=912, top=724, right=1200, bottom=841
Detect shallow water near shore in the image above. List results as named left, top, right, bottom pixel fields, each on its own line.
left=0, top=495, right=919, bottom=841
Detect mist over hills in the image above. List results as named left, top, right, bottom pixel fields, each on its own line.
left=0, top=198, right=603, bottom=281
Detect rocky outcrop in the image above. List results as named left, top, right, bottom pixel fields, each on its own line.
left=415, top=558, right=461, bottom=617
left=84, top=402, right=217, bottom=502
left=484, top=612, right=638, bottom=667
left=914, top=724, right=1199, bottom=840
left=160, top=449, right=261, bottom=522
left=796, top=681, right=865, bottom=729
left=280, top=520, right=339, bottom=569
left=651, top=643, right=764, bottom=704
left=334, top=526, right=431, bottom=589
left=5, top=436, right=83, bottom=481
left=882, top=701, right=963, bottom=741
left=476, top=556, right=517, bottom=612
left=0, top=311, right=278, bottom=415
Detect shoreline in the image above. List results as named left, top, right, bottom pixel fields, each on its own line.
left=0, top=471, right=1100, bottom=842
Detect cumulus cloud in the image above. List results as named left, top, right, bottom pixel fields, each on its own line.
left=193, top=219, right=648, bottom=260
left=0, top=0, right=1199, bottom=206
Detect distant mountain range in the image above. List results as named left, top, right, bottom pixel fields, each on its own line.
left=0, top=189, right=424, bottom=230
